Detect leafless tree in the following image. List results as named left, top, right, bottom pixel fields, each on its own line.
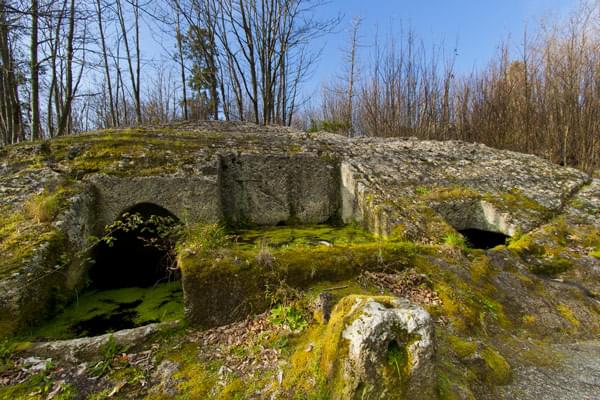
left=0, top=0, right=23, bottom=144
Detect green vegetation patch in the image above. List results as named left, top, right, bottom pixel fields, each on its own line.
left=180, top=226, right=416, bottom=288
left=479, top=346, right=512, bottom=385
left=178, top=223, right=417, bottom=328
left=484, top=188, right=550, bottom=214
left=0, top=209, right=63, bottom=278
left=232, top=224, right=376, bottom=250
left=0, top=183, right=75, bottom=278
left=32, top=281, right=183, bottom=340
left=414, top=255, right=510, bottom=334
left=180, top=224, right=416, bottom=279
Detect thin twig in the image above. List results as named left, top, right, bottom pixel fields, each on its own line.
left=323, top=285, right=349, bottom=291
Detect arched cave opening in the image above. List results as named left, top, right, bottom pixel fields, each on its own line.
left=89, top=203, right=181, bottom=290
left=458, top=228, right=509, bottom=250
left=34, top=203, right=184, bottom=339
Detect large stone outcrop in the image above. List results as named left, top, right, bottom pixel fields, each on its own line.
left=0, top=121, right=593, bottom=334
left=0, top=122, right=599, bottom=399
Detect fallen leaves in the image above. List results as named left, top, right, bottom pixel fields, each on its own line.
left=358, top=270, right=442, bottom=306
left=189, top=313, right=283, bottom=378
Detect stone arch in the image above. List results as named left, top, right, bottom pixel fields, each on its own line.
left=432, top=199, right=516, bottom=236
left=87, top=174, right=223, bottom=234
left=432, top=199, right=513, bottom=249
left=120, top=202, right=179, bottom=221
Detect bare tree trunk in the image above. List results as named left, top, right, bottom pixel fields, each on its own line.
left=116, top=0, right=142, bottom=124
left=57, top=0, right=76, bottom=136
left=96, top=0, right=116, bottom=127
left=175, top=11, right=188, bottom=120
left=346, top=17, right=361, bottom=136
left=30, top=0, right=40, bottom=140
left=237, top=0, right=259, bottom=123
left=0, top=0, right=23, bottom=143
left=134, top=0, right=141, bottom=123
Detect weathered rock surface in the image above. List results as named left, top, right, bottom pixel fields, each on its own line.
left=341, top=296, right=434, bottom=399
left=499, top=341, right=600, bottom=400
left=24, top=321, right=179, bottom=363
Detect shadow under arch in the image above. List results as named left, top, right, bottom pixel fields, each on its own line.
left=89, top=202, right=181, bottom=289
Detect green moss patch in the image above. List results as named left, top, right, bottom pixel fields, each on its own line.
left=180, top=224, right=417, bottom=327
left=232, top=224, right=376, bottom=250
left=479, top=346, right=512, bottom=385
left=485, top=188, right=550, bottom=214
left=0, top=209, right=63, bottom=278
left=448, top=335, right=478, bottom=359
left=32, top=281, right=183, bottom=340
left=556, top=303, right=580, bottom=329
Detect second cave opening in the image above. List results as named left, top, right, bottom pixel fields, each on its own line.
left=458, top=228, right=509, bottom=250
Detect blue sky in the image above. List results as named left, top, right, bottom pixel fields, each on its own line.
left=303, top=0, right=577, bottom=94
left=139, top=1, right=578, bottom=101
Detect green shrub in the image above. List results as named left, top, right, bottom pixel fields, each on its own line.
left=444, top=232, right=468, bottom=249
left=176, top=222, right=230, bottom=256
left=25, top=189, right=65, bottom=223
left=270, top=305, right=308, bottom=332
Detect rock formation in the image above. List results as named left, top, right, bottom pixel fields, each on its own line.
left=0, top=121, right=598, bottom=399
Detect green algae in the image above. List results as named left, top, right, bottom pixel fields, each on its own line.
left=32, top=281, right=183, bottom=340
left=231, top=224, right=376, bottom=250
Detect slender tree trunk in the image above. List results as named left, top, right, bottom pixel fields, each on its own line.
left=0, top=0, right=22, bottom=143
left=346, top=17, right=361, bottom=136
left=116, top=0, right=142, bottom=124
left=134, top=0, right=141, bottom=123
left=57, top=0, right=76, bottom=136
left=175, top=12, right=188, bottom=120
left=30, top=0, right=40, bottom=140
left=238, top=0, right=259, bottom=123
left=96, top=0, right=116, bottom=127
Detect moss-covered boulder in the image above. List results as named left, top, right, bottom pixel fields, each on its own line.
left=340, top=296, right=434, bottom=399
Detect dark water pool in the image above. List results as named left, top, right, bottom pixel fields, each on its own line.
left=33, top=281, right=183, bottom=339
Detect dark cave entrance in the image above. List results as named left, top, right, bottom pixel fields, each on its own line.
left=458, top=228, right=509, bottom=250
left=33, top=203, right=185, bottom=339
left=89, top=203, right=181, bottom=290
